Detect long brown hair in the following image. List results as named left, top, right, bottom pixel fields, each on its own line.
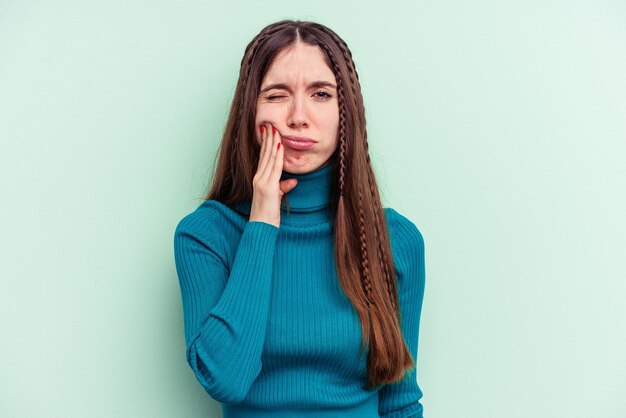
left=204, top=20, right=414, bottom=390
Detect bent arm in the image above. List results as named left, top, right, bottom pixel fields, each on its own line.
left=174, top=211, right=279, bottom=404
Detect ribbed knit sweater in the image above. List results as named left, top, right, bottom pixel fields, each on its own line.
left=173, top=162, right=426, bottom=418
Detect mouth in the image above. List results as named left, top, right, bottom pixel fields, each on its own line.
left=281, top=135, right=317, bottom=151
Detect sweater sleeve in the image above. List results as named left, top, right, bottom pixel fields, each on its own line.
left=173, top=207, right=279, bottom=405
left=378, top=208, right=426, bottom=418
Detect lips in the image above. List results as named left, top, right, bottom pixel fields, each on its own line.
left=281, top=135, right=317, bottom=151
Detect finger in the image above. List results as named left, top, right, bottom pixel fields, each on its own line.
left=259, top=124, right=265, bottom=148
left=258, top=122, right=271, bottom=179
left=270, top=128, right=284, bottom=183
left=279, top=178, right=297, bottom=194
left=257, top=123, right=270, bottom=174
left=260, top=123, right=278, bottom=180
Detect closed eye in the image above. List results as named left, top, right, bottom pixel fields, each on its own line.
left=266, top=91, right=333, bottom=100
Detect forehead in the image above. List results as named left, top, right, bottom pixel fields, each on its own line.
left=263, top=43, right=335, bottom=85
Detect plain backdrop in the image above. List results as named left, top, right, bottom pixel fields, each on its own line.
left=1, top=1, right=624, bottom=417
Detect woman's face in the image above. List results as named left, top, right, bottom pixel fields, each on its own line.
left=255, top=42, right=339, bottom=174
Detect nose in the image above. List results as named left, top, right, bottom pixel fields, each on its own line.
left=287, top=95, right=308, bottom=129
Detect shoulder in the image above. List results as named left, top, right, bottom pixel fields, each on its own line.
left=173, top=201, right=234, bottom=273
left=383, top=207, right=425, bottom=273
left=384, top=207, right=425, bottom=250
left=175, top=200, right=219, bottom=237
left=174, top=199, right=237, bottom=251
left=174, top=199, right=251, bottom=250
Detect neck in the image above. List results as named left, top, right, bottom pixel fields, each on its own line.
left=234, top=160, right=334, bottom=226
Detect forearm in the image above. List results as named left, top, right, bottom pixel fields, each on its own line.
left=175, top=219, right=279, bottom=404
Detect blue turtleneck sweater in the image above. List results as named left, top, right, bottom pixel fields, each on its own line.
left=173, top=162, right=426, bottom=418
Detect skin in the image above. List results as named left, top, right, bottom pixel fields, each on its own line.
left=249, top=41, right=340, bottom=227
left=254, top=41, right=340, bottom=176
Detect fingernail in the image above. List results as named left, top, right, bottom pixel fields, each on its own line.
left=260, top=125, right=265, bottom=133
left=277, top=142, right=281, bottom=149
left=272, top=127, right=276, bottom=135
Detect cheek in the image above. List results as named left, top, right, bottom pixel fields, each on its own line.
left=254, top=106, right=276, bottom=132
left=254, top=107, right=269, bottom=143
left=322, top=105, right=340, bottom=127
left=255, top=102, right=278, bottom=119
left=322, top=112, right=340, bottom=139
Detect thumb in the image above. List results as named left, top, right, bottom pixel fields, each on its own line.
left=279, top=178, right=298, bottom=195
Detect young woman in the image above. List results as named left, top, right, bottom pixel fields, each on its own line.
left=174, top=19, right=427, bottom=418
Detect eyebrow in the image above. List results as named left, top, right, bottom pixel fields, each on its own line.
left=259, top=81, right=337, bottom=93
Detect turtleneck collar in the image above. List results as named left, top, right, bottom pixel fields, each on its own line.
left=233, top=159, right=334, bottom=226
left=280, top=160, right=333, bottom=212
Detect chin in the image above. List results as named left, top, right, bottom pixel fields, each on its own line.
left=283, top=156, right=334, bottom=174
left=282, top=166, right=306, bottom=175
left=282, top=161, right=315, bottom=174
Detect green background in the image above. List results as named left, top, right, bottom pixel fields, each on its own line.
left=1, top=1, right=624, bottom=417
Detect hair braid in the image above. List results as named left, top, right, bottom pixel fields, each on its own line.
left=357, top=186, right=375, bottom=307
left=320, top=27, right=398, bottom=315
left=314, top=25, right=365, bottom=136
left=364, top=142, right=397, bottom=312
left=315, top=41, right=347, bottom=197
left=316, top=34, right=375, bottom=309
